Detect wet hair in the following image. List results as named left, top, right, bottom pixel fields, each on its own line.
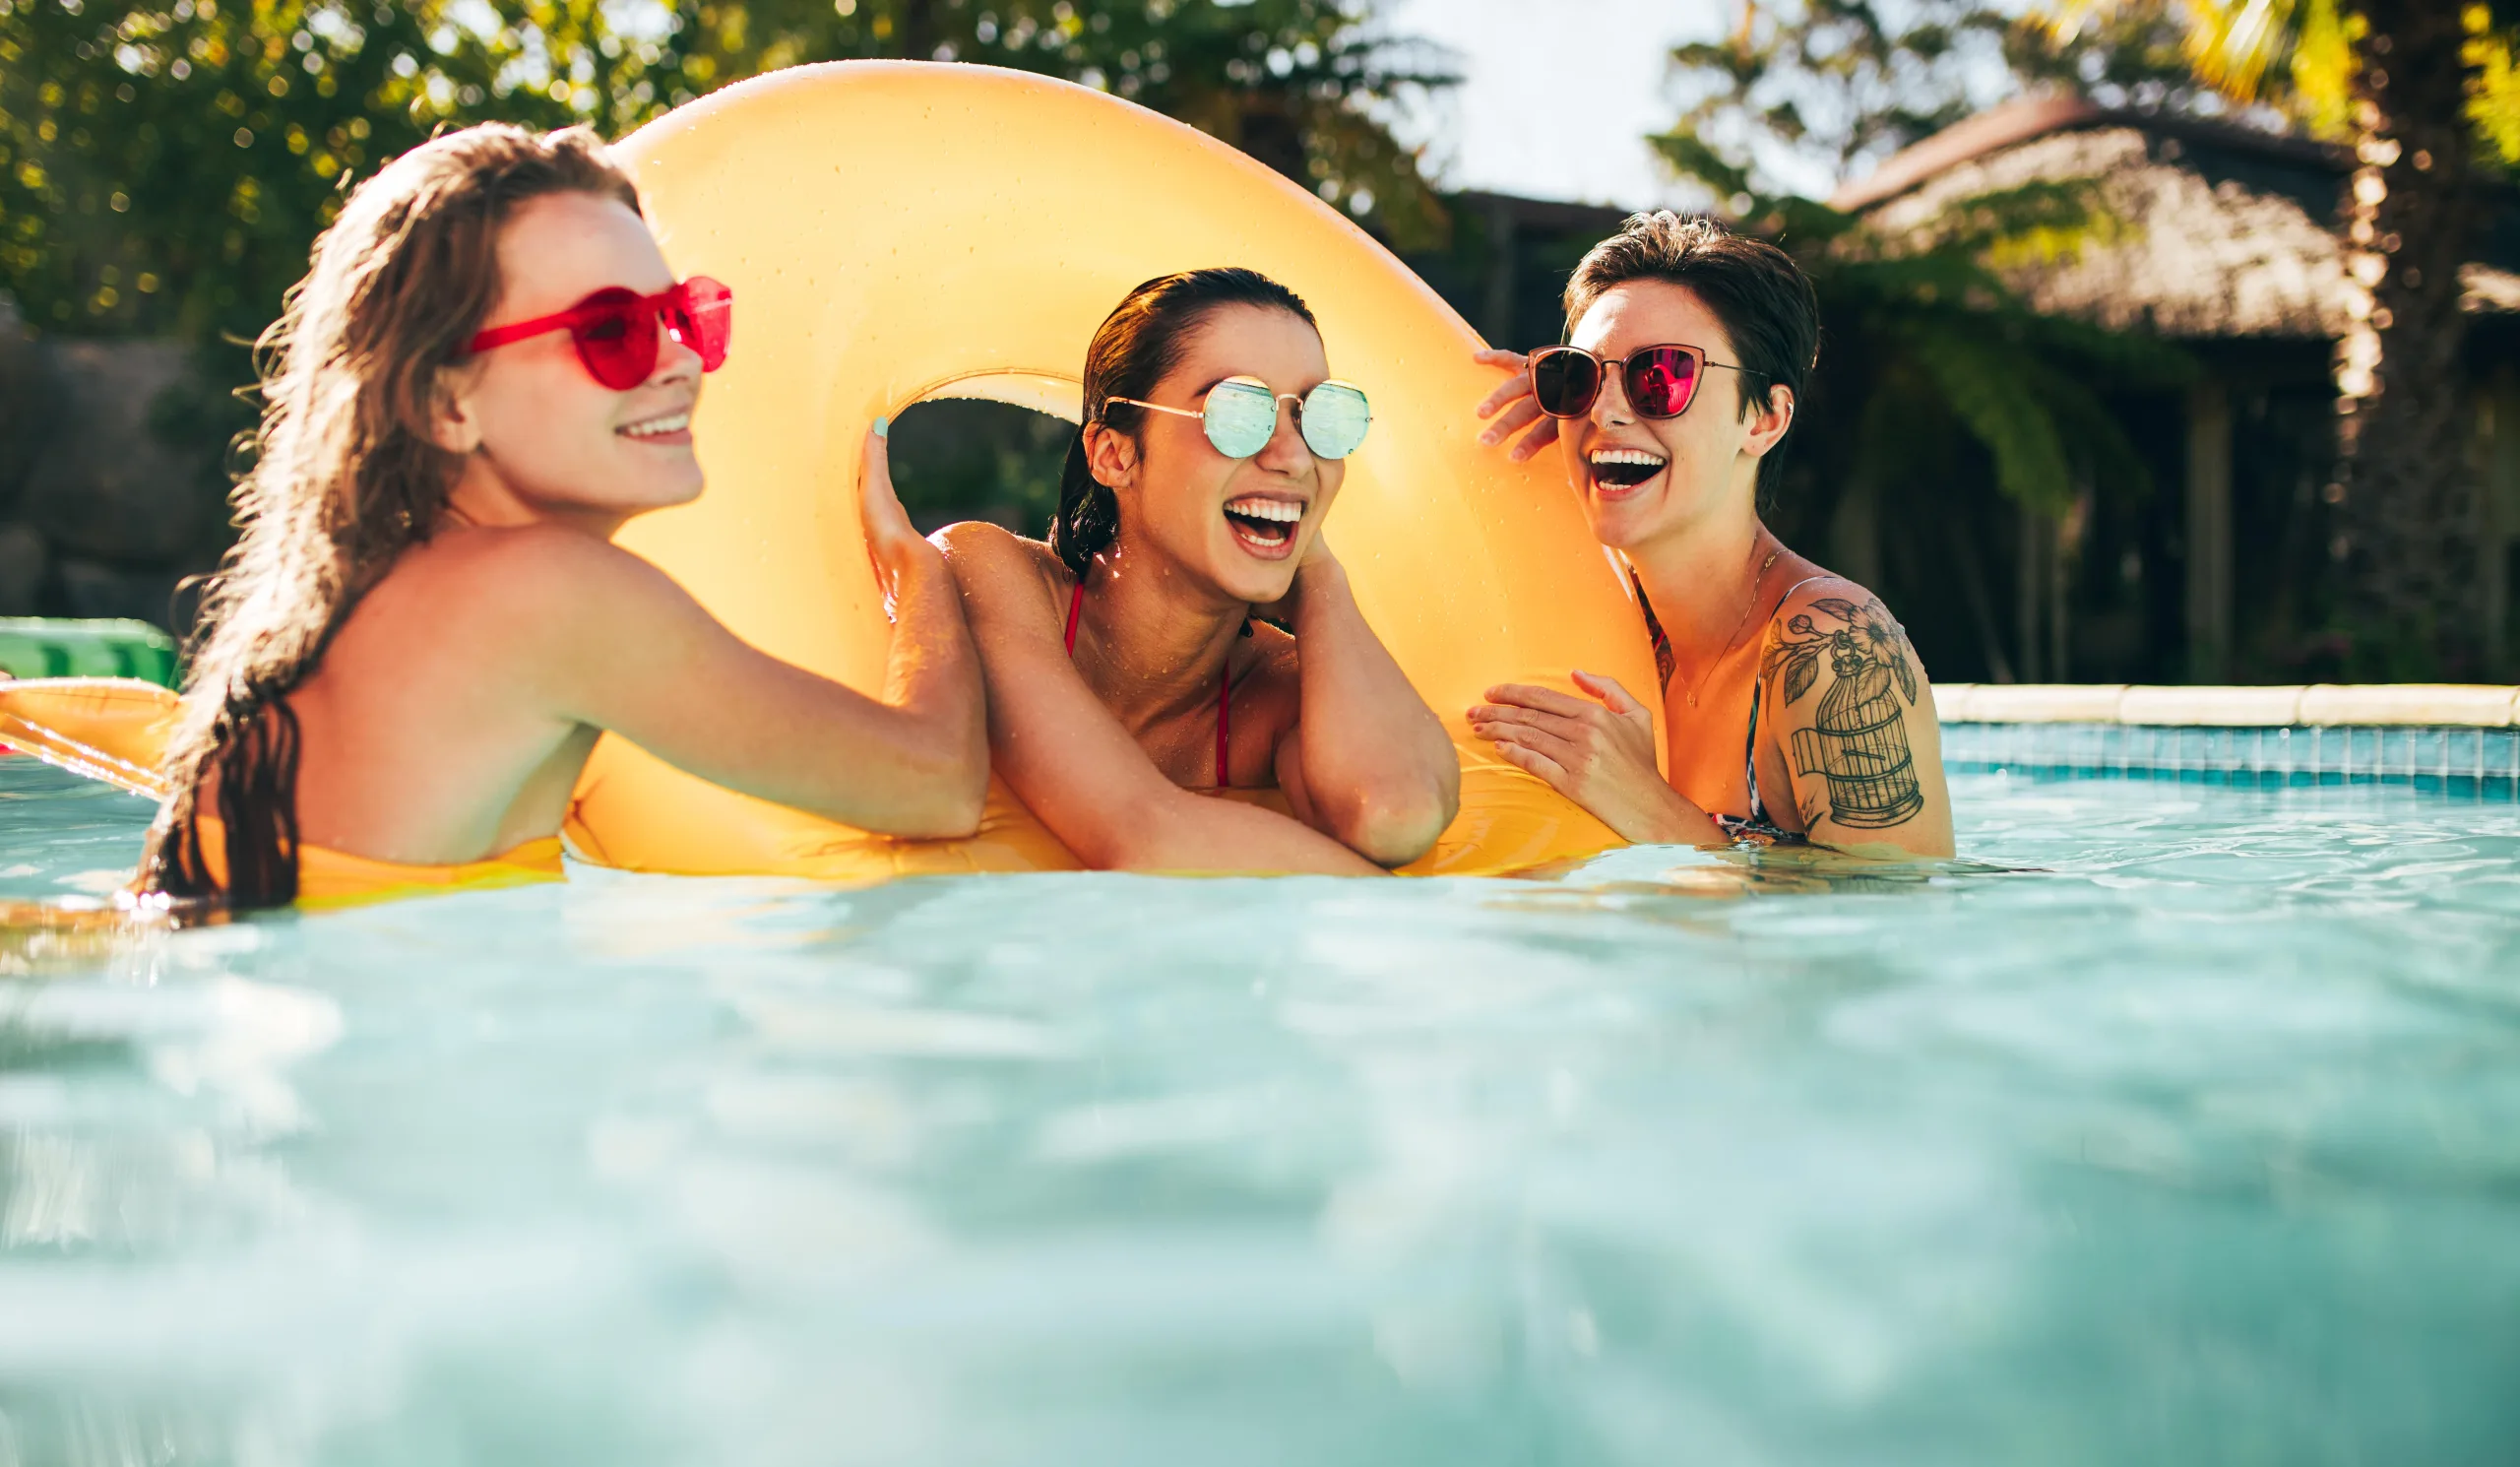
left=1563, top=212, right=1820, bottom=501
left=1048, top=267, right=1318, bottom=582
left=140, top=123, right=641, bottom=911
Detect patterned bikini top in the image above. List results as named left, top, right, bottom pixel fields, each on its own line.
left=1630, top=567, right=1832, bottom=844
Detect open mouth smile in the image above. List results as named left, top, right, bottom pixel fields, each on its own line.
left=618, top=410, right=692, bottom=444
left=1588, top=447, right=1668, bottom=493
left=1223, top=494, right=1304, bottom=559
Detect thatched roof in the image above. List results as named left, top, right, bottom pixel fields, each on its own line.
left=1831, top=98, right=2520, bottom=339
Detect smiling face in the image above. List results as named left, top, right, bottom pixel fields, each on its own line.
left=1554, top=280, right=1791, bottom=555
left=1091, top=302, right=1345, bottom=605
left=434, top=191, right=705, bottom=532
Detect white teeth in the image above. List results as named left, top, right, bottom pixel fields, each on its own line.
left=1224, top=497, right=1303, bottom=524
left=619, top=412, right=690, bottom=438
left=1588, top=448, right=1667, bottom=467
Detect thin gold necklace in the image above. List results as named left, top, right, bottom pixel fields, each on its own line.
left=1682, top=534, right=1781, bottom=709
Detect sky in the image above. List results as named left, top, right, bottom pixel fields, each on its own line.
left=1379, top=0, right=1731, bottom=209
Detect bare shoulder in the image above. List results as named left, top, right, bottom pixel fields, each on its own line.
left=369, top=525, right=696, bottom=658
left=1758, top=571, right=1930, bottom=701
left=1751, top=569, right=1951, bottom=854
left=933, top=521, right=1066, bottom=620
left=349, top=529, right=716, bottom=690
left=400, top=523, right=676, bottom=603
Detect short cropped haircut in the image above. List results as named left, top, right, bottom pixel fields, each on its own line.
left=1563, top=212, right=1820, bottom=501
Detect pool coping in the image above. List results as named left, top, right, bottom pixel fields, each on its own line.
left=1934, top=683, right=2520, bottom=727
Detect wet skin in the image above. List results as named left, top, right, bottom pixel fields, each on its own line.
left=1468, top=280, right=1954, bottom=859
left=940, top=303, right=1459, bottom=873
left=249, top=192, right=988, bottom=863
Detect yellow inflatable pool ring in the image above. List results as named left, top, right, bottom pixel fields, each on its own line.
left=573, top=60, right=1660, bottom=878
left=0, top=61, right=1662, bottom=887
left=0, top=678, right=563, bottom=909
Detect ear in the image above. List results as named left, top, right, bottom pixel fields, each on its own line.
left=1084, top=421, right=1138, bottom=490
left=1740, top=382, right=1795, bottom=461
left=427, top=363, right=484, bottom=456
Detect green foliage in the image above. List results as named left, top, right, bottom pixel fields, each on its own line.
left=1, top=0, right=534, bottom=340
left=885, top=396, right=1069, bottom=532
left=1666, top=0, right=2009, bottom=200
left=1818, top=200, right=2188, bottom=515
left=679, top=1, right=1460, bottom=248
left=1660, top=0, right=2200, bottom=200
left=0, top=0, right=1455, bottom=345
left=2028, top=0, right=2520, bottom=167
left=2038, top=0, right=2358, bottom=130
left=2469, top=3, right=2520, bottom=165
left=1652, top=0, right=2186, bottom=522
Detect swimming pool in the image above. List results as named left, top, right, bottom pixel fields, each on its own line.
left=2, top=752, right=2516, bottom=1464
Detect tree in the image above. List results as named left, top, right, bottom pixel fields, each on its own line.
left=676, top=1, right=1459, bottom=247
left=0, top=0, right=1456, bottom=347
left=1656, top=0, right=2183, bottom=537
left=2030, top=0, right=2520, bottom=674
left=3, top=0, right=526, bottom=341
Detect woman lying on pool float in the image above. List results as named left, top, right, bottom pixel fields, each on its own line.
left=144, top=122, right=988, bottom=910
left=1469, top=214, right=1955, bottom=859
left=939, top=269, right=1460, bottom=873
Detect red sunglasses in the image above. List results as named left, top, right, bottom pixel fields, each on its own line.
left=1528, top=343, right=1761, bottom=420
left=467, top=277, right=733, bottom=391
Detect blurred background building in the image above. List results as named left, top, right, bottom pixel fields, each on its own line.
left=5, top=0, right=2515, bottom=682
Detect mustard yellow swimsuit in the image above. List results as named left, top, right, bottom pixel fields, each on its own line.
left=191, top=816, right=566, bottom=911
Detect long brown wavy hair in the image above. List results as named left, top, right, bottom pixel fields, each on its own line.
left=141, top=123, right=640, bottom=910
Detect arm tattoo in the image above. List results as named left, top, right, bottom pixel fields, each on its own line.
left=1761, top=597, right=1925, bottom=830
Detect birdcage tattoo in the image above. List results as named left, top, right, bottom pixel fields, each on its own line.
left=1765, top=596, right=1925, bottom=830
left=1790, top=663, right=1924, bottom=827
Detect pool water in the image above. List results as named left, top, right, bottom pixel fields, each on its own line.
left=2, top=755, right=2517, bottom=1465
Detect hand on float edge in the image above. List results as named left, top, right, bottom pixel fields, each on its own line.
left=1472, top=347, right=1560, bottom=464
left=1468, top=670, right=1717, bottom=846
left=859, top=423, right=930, bottom=619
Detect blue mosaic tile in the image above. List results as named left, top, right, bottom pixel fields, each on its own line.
left=1940, top=723, right=2520, bottom=800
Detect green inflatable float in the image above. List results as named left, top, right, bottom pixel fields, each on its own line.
left=0, top=618, right=179, bottom=687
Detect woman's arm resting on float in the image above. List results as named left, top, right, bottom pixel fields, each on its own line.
left=1757, top=583, right=1955, bottom=859
left=1468, top=674, right=1725, bottom=846
left=937, top=523, right=1383, bottom=875
left=1273, top=547, right=1459, bottom=866
left=501, top=434, right=988, bottom=838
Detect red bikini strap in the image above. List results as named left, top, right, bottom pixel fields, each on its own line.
left=1216, top=666, right=1231, bottom=789
left=1063, top=580, right=1085, bottom=656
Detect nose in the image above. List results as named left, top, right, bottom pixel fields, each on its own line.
left=1254, top=393, right=1311, bottom=474
left=1589, top=362, right=1633, bottom=429
left=650, top=323, right=703, bottom=388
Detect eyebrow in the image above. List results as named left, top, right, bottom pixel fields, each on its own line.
left=1185, top=371, right=1330, bottom=398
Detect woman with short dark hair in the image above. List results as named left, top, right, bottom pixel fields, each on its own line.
left=1468, top=213, right=1954, bottom=857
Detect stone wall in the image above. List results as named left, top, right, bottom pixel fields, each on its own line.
left=0, top=296, right=234, bottom=631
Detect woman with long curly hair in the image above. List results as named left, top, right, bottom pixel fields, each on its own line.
left=143, top=122, right=985, bottom=909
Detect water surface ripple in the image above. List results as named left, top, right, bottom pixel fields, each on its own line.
left=1, top=758, right=2515, bottom=1465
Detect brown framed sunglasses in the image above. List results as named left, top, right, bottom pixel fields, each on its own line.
left=1528, top=343, right=1763, bottom=420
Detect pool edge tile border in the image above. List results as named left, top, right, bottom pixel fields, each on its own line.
left=1938, top=683, right=2520, bottom=728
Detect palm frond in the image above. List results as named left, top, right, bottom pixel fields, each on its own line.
left=2472, top=8, right=2520, bottom=165
left=2024, top=356, right=2161, bottom=501
left=1905, top=323, right=2079, bottom=514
